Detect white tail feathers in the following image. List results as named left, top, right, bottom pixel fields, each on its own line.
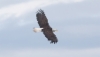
left=52, top=29, right=58, bottom=32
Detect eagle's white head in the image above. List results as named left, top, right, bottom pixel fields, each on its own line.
left=33, top=27, right=43, bottom=32
left=33, top=27, right=58, bottom=33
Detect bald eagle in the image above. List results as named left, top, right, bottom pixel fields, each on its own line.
left=33, top=9, right=58, bottom=44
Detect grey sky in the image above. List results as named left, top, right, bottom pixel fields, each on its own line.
left=0, top=0, right=100, bottom=57
left=0, top=0, right=30, bottom=7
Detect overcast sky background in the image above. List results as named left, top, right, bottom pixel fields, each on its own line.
left=0, top=0, right=100, bottom=57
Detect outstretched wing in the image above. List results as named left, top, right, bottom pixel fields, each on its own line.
left=36, top=9, right=58, bottom=44
left=36, top=9, right=50, bottom=28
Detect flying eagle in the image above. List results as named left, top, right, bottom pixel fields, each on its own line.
left=33, top=9, right=58, bottom=44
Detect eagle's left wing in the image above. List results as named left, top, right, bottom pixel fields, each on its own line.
left=36, top=9, right=51, bottom=28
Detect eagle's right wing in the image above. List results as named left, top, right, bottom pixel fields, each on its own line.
left=42, top=28, right=58, bottom=44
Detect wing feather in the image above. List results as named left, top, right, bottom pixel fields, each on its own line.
left=36, top=9, right=50, bottom=28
